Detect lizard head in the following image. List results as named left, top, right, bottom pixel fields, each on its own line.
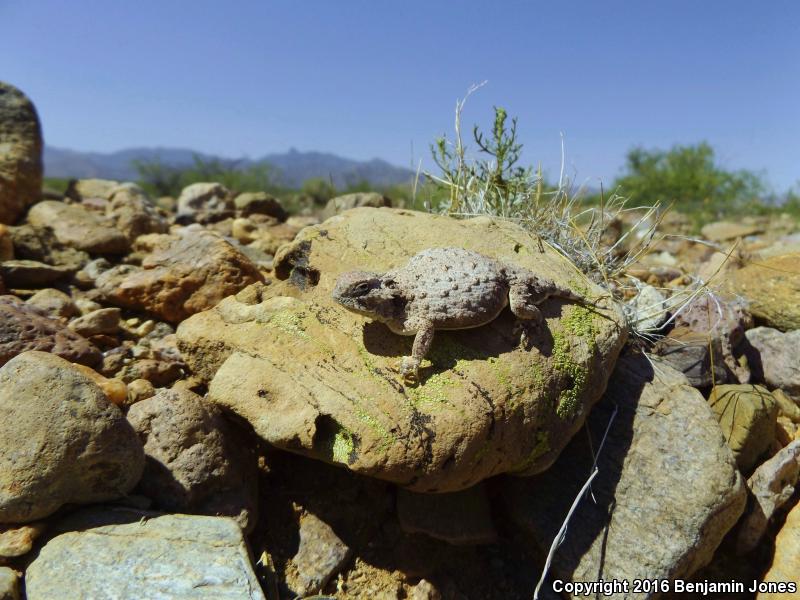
left=332, top=270, right=404, bottom=321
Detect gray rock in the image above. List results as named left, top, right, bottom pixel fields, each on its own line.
left=25, top=510, right=265, bottom=600
left=0, top=567, right=19, bottom=600
left=321, top=192, right=391, bottom=220
left=234, top=191, right=287, bottom=221
left=654, top=293, right=752, bottom=387
left=0, top=82, right=42, bottom=225
left=68, top=307, right=121, bottom=337
left=499, top=355, right=746, bottom=598
left=177, top=182, right=233, bottom=222
left=26, top=201, right=129, bottom=254
left=737, top=440, right=800, bottom=554
left=626, top=283, right=667, bottom=333
left=25, top=288, right=79, bottom=319
left=0, top=260, right=70, bottom=287
left=106, top=183, right=168, bottom=242
left=0, top=351, right=144, bottom=523
left=0, top=295, right=100, bottom=367
left=126, top=389, right=258, bottom=532
left=288, top=512, right=351, bottom=597
left=745, top=327, right=800, bottom=398
left=7, top=224, right=89, bottom=271
left=396, top=483, right=497, bottom=545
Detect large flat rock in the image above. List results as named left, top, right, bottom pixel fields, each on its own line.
left=178, top=208, right=627, bottom=492
left=25, top=510, right=265, bottom=599
left=499, top=355, right=746, bottom=599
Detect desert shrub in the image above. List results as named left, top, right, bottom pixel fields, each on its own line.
left=134, top=155, right=284, bottom=198
left=615, top=142, right=766, bottom=224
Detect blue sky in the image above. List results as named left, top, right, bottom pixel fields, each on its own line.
left=2, top=1, right=798, bottom=190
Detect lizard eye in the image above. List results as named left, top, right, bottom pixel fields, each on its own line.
left=352, top=282, right=372, bottom=296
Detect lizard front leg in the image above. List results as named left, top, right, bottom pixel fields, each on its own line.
left=398, top=321, right=435, bottom=384
left=508, top=280, right=546, bottom=348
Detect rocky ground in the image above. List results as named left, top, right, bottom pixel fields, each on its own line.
left=1, top=80, right=799, bottom=599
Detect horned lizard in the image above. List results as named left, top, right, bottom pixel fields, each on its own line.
left=332, top=247, right=591, bottom=382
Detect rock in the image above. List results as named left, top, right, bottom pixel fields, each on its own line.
left=97, top=231, right=264, bottom=324
left=25, top=510, right=265, bottom=600
left=118, top=357, right=183, bottom=386
left=70, top=363, right=128, bottom=406
left=757, top=500, right=800, bottom=598
left=234, top=191, right=287, bottom=221
left=25, top=288, right=78, bottom=319
left=409, top=580, right=442, bottom=600
left=626, top=283, right=667, bottom=333
left=708, top=384, right=778, bottom=472
left=654, top=293, right=752, bottom=386
left=106, top=183, right=168, bottom=242
left=736, top=440, right=800, bottom=554
left=0, top=295, right=100, bottom=367
left=126, top=389, right=258, bottom=532
left=772, top=389, right=800, bottom=423
left=70, top=178, right=119, bottom=201
left=288, top=512, right=352, bottom=597
left=0, top=567, right=19, bottom=600
left=321, top=192, right=391, bottom=220
left=9, top=224, right=89, bottom=271
left=396, top=484, right=497, bottom=545
left=26, top=201, right=129, bottom=254
left=745, top=327, right=800, bottom=398
left=0, top=522, right=45, bottom=559
left=68, top=307, right=121, bottom=337
left=0, top=226, right=12, bottom=261
left=178, top=208, right=627, bottom=492
left=0, top=352, right=143, bottom=522
left=725, top=253, right=800, bottom=331
left=701, top=221, right=764, bottom=242
left=0, top=259, right=70, bottom=287
left=501, top=356, right=746, bottom=596
left=125, top=378, right=154, bottom=405
left=0, top=82, right=42, bottom=225
left=176, top=182, right=233, bottom=223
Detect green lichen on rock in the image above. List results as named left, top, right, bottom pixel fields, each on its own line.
left=329, top=426, right=357, bottom=464
left=552, top=305, right=598, bottom=420
left=261, top=309, right=308, bottom=338
left=408, top=372, right=458, bottom=409
left=354, top=406, right=394, bottom=453
left=510, top=430, right=551, bottom=472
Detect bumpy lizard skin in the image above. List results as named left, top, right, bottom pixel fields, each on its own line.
left=332, top=247, right=587, bottom=382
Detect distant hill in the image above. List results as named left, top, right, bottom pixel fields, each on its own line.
left=44, top=146, right=416, bottom=189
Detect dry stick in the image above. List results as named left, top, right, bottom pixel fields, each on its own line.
left=533, top=403, right=619, bottom=600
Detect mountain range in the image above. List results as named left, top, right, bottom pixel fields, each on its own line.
left=44, top=146, right=417, bottom=189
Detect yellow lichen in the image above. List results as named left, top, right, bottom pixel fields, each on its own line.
left=551, top=304, right=598, bottom=421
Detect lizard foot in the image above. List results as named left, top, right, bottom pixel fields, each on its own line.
left=392, top=356, right=421, bottom=386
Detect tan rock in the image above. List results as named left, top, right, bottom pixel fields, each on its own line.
left=0, top=352, right=143, bottom=522
left=757, top=500, right=800, bottom=598
left=177, top=208, right=627, bottom=491
left=0, top=522, right=45, bottom=559
left=701, top=221, right=764, bottom=242
left=708, top=384, right=778, bottom=472
left=321, top=192, right=391, bottom=220
left=0, top=82, right=42, bottom=225
left=737, top=440, right=800, bottom=554
left=26, top=201, right=129, bottom=254
left=106, top=183, right=168, bottom=242
left=97, top=231, right=264, bottom=324
left=25, top=288, right=78, bottom=319
left=71, top=363, right=128, bottom=406
left=725, top=253, right=800, bottom=331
